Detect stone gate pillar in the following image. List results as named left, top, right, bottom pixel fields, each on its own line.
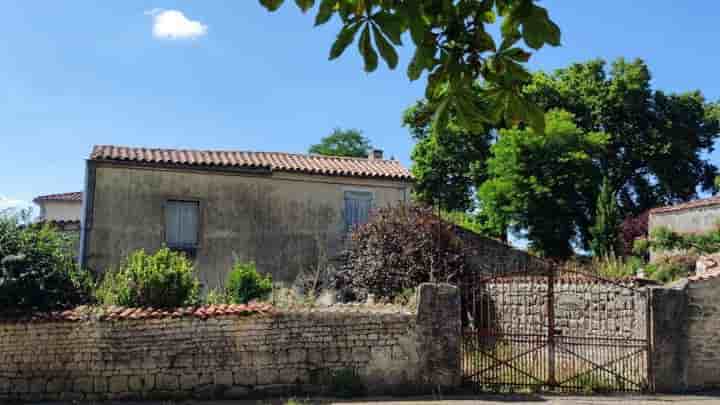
left=416, top=283, right=462, bottom=390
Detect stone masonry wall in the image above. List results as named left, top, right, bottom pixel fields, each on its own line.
left=482, top=277, right=648, bottom=339
left=0, top=284, right=460, bottom=401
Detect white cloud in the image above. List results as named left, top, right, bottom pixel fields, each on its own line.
left=145, top=9, right=207, bottom=40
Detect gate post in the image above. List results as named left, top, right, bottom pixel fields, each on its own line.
left=547, top=267, right=556, bottom=387
left=416, top=283, right=462, bottom=390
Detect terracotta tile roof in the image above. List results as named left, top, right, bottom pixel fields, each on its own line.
left=90, top=145, right=413, bottom=181
left=650, top=196, right=720, bottom=215
left=0, top=303, right=274, bottom=323
left=33, top=192, right=83, bottom=203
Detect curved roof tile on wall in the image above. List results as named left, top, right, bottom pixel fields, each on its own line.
left=90, top=145, right=413, bottom=181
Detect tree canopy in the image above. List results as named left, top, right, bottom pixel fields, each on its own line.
left=309, top=128, right=372, bottom=157
left=478, top=110, right=607, bottom=258
left=259, top=0, right=561, bottom=134
left=525, top=58, right=720, bottom=215
left=404, top=99, right=493, bottom=211
left=406, top=58, right=720, bottom=257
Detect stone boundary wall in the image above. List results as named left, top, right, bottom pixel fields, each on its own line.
left=649, top=274, right=720, bottom=392
left=685, top=276, right=720, bottom=389
left=483, top=277, right=648, bottom=339
left=0, top=284, right=460, bottom=401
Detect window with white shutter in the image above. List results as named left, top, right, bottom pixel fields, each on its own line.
left=165, top=200, right=200, bottom=250
left=344, top=191, right=373, bottom=230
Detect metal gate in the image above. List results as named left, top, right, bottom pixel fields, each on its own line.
left=461, top=264, right=652, bottom=393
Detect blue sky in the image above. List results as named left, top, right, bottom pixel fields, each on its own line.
left=1, top=1, right=719, bottom=212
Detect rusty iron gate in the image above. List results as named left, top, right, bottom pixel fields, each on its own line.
left=461, top=264, right=652, bottom=393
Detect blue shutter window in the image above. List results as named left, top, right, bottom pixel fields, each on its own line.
left=165, top=200, right=199, bottom=249
left=344, top=191, right=373, bottom=230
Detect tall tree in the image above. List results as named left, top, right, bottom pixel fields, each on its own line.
left=525, top=58, right=720, bottom=215
left=478, top=110, right=607, bottom=259
left=406, top=58, right=720, bottom=251
left=309, top=128, right=372, bottom=158
left=404, top=100, right=493, bottom=211
left=258, top=0, right=561, bottom=134
left=590, top=177, right=622, bottom=258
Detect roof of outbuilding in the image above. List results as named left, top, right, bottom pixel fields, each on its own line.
left=90, top=145, right=413, bottom=181
left=650, top=196, right=720, bottom=215
left=33, top=192, right=83, bottom=203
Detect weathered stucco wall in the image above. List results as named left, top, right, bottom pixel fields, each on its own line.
left=685, top=277, right=720, bottom=389
left=0, top=284, right=461, bottom=401
left=649, top=207, right=720, bottom=262
left=84, top=163, right=410, bottom=288
left=481, top=278, right=648, bottom=339
left=649, top=283, right=688, bottom=393
left=650, top=207, right=720, bottom=235
left=39, top=201, right=83, bottom=222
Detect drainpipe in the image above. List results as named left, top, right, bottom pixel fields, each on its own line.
left=79, top=160, right=96, bottom=270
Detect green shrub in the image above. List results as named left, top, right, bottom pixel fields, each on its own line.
left=205, top=287, right=231, bottom=305
left=592, top=255, right=642, bottom=279
left=0, top=216, right=92, bottom=312
left=645, top=256, right=693, bottom=284
left=1, top=226, right=90, bottom=311
left=225, top=261, right=272, bottom=304
left=97, top=247, right=200, bottom=308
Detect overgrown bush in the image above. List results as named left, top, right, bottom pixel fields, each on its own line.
left=589, top=255, right=643, bottom=279
left=339, top=203, right=468, bottom=300
left=0, top=216, right=92, bottom=312
left=645, top=256, right=694, bottom=283
left=225, top=261, right=272, bottom=304
left=96, top=247, right=200, bottom=308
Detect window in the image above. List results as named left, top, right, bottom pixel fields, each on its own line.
left=165, top=200, right=200, bottom=250
left=344, top=190, right=373, bottom=230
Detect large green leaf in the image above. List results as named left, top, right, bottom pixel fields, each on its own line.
left=406, top=5, right=428, bottom=46
left=294, top=0, right=314, bottom=12
left=521, top=5, right=561, bottom=49
left=259, top=0, right=285, bottom=12
left=408, top=44, right=434, bottom=81
left=329, top=22, right=362, bottom=60
left=358, top=25, right=378, bottom=72
left=314, top=0, right=337, bottom=26
left=371, top=24, right=398, bottom=69
left=372, top=11, right=403, bottom=45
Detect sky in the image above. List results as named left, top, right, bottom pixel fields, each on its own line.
left=1, top=1, right=720, bottom=212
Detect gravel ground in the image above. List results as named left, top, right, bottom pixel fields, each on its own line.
left=23, top=393, right=720, bottom=405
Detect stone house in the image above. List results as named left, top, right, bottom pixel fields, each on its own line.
left=79, top=145, right=413, bottom=289
left=649, top=195, right=720, bottom=262
left=33, top=191, right=83, bottom=231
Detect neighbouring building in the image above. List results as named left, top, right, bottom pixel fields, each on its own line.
left=649, top=195, right=720, bottom=262
left=33, top=191, right=83, bottom=232
left=80, top=145, right=413, bottom=288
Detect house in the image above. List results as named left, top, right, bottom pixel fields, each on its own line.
left=80, top=145, right=413, bottom=289
left=33, top=192, right=83, bottom=232
left=649, top=195, right=720, bottom=235
left=649, top=195, right=720, bottom=261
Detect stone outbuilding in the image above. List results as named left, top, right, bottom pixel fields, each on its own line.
left=649, top=195, right=720, bottom=263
